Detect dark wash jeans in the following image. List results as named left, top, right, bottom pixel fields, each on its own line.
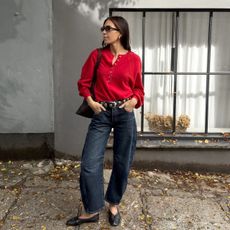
left=80, top=107, right=137, bottom=214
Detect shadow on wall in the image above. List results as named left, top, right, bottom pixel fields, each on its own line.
left=64, top=0, right=135, bottom=19
left=57, top=0, right=137, bottom=81
left=0, top=0, right=26, bottom=42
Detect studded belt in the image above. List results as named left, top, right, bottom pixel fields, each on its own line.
left=99, top=97, right=131, bottom=108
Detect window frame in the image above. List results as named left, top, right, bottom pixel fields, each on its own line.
left=110, top=8, right=230, bottom=140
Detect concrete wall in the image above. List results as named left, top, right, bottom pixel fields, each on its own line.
left=53, top=0, right=101, bottom=157
left=0, top=0, right=53, bottom=133
left=53, top=0, right=230, bottom=158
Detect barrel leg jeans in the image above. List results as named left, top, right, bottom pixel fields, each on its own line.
left=79, top=107, right=137, bottom=213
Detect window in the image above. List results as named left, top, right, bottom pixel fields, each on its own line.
left=110, top=9, right=230, bottom=137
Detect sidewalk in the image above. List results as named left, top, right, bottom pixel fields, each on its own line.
left=0, top=159, right=229, bottom=230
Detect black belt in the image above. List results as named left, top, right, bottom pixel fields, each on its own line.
left=99, top=98, right=130, bottom=108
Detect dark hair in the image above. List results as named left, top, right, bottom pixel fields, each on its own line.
left=102, top=16, right=131, bottom=51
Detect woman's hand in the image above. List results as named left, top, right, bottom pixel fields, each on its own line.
left=119, top=98, right=137, bottom=112
left=86, top=96, right=106, bottom=114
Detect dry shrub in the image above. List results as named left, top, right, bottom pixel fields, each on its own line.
left=145, top=114, right=190, bottom=132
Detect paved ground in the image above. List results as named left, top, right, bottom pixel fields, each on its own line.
left=0, top=159, right=229, bottom=230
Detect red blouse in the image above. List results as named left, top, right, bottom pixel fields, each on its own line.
left=77, top=47, right=144, bottom=108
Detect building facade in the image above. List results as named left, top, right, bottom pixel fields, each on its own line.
left=0, top=0, right=230, bottom=171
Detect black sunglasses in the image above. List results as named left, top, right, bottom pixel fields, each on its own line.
left=100, top=25, right=119, bottom=32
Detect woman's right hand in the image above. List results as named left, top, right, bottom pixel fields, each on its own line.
left=86, top=96, right=106, bottom=114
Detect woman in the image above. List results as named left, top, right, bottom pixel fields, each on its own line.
left=66, top=16, right=144, bottom=227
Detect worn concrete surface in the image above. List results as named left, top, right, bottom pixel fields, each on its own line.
left=0, top=159, right=229, bottom=230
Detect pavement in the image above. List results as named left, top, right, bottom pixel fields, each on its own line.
left=0, top=159, right=229, bottom=230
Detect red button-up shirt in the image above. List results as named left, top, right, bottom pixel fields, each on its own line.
left=78, top=47, right=144, bottom=108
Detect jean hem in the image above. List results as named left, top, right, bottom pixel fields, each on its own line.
left=104, top=197, right=120, bottom=205
left=84, top=206, right=104, bottom=214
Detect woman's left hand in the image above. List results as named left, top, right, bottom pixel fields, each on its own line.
left=119, top=98, right=137, bottom=112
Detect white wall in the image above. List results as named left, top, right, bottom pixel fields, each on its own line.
left=73, top=0, right=230, bottom=26
left=128, top=0, right=230, bottom=8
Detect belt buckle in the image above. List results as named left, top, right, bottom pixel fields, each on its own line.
left=109, top=101, right=117, bottom=108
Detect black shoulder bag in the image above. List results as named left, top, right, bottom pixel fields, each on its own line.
left=76, top=48, right=102, bottom=118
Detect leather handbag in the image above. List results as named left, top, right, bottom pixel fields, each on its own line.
left=76, top=48, right=102, bottom=118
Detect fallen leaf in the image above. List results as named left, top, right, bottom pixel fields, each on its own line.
left=74, top=164, right=80, bottom=168
left=41, top=225, right=47, bottom=230
left=139, top=214, right=145, bottom=221
left=146, top=214, right=153, bottom=225
left=12, top=216, right=21, bottom=221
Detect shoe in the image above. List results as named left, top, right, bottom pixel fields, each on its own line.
left=108, top=209, right=121, bottom=226
left=66, top=213, right=99, bottom=226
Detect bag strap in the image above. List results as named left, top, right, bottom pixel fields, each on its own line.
left=90, top=48, right=102, bottom=98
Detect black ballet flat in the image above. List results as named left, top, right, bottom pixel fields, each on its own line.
left=108, top=209, right=121, bottom=226
left=66, top=213, right=99, bottom=226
